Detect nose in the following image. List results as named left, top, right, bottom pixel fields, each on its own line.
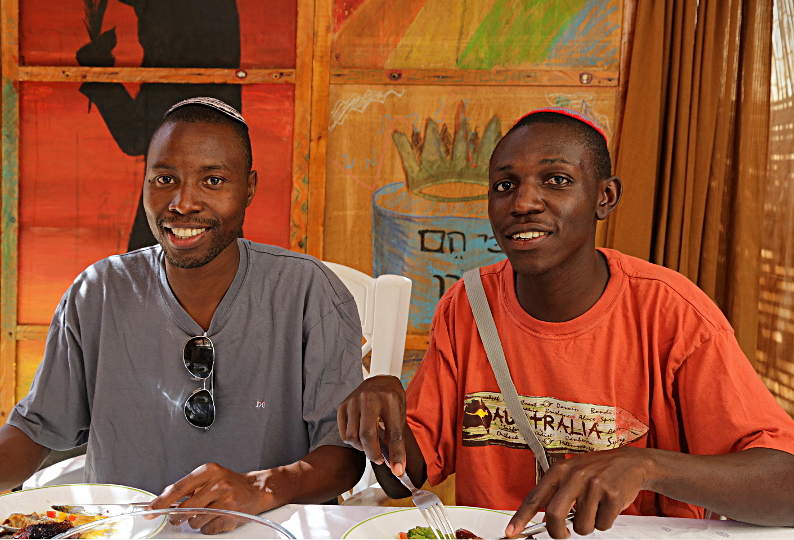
left=169, top=182, right=203, bottom=215
left=512, top=182, right=544, bottom=214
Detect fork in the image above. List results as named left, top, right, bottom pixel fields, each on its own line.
left=379, top=441, right=456, bottom=539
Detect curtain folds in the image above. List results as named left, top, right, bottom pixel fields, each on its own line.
left=608, top=0, right=773, bottom=362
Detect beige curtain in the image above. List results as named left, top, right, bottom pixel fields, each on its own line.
left=607, top=0, right=773, bottom=362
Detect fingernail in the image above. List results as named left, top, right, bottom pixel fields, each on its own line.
left=505, top=524, right=514, bottom=537
left=393, top=463, right=404, bottom=476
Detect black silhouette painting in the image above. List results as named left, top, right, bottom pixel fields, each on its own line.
left=77, top=0, right=243, bottom=251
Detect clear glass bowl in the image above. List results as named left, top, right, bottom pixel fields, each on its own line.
left=52, top=507, right=296, bottom=538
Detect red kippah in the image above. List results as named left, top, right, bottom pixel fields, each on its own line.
left=514, top=107, right=608, bottom=145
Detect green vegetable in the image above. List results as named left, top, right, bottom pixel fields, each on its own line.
left=406, top=526, right=436, bottom=539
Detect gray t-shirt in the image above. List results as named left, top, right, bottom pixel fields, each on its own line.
left=9, top=239, right=363, bottom=494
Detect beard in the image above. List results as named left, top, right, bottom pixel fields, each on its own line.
left=153, top=216, right=243, bottom=269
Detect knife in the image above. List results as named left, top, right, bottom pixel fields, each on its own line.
left=52, top=503, right=179, bottom=514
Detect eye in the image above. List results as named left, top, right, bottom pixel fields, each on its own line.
left=156, top=175, right=176, bottom=185
left=493, top=180, right=515, bottom=192
left=544, top=175, right=571, bottom=187
left=205, top=176, right=225, bottom=186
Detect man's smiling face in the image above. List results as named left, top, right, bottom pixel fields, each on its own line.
left=143, top=119, right=256, bottom=270
left=488, top=121, right=607, bottom=278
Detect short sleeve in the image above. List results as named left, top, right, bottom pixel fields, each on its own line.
left=7, top=292, right=91, bottom=451
left=302, top=291, right=364, bottom=451
left=406, top=298, right=460, bottom=486
left=676, top=329, right=794, bottom=456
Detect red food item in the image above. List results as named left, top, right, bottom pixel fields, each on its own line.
left=11, top=520, right=73, bottom=539
left=455, top=528, right=482, bottom=539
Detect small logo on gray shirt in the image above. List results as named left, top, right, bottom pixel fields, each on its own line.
left=255, top=401, right=266, bottom=408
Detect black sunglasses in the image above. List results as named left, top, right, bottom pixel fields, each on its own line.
left=183, top=335, right=215, bottom=430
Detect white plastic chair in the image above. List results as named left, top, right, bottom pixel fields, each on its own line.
left=322, top=261, right=412, bottom=496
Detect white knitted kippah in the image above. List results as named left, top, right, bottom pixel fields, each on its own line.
left=165, top=97, right=247, bottom=127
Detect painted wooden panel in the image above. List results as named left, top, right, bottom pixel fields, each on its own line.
left=16, top=341, right=45, bottom=403
left=19, top=0, right=297, bottom=69
left=17, top=82, right=294, bottom=325
left=332, top=0, right=622, bottom=71
left=323, top=85, right=617, bottom=333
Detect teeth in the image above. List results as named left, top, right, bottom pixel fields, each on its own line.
left=512, top=231, right=548, bottom=240
left=169, top=227, right=206, bottom=239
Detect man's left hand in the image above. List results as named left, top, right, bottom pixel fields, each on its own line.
left=148, top=462, right=277, bottom=534
left=506, top=446, right=652, bottom=539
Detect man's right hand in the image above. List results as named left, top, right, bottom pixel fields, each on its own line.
left=337, top=375, right=408, bottom=477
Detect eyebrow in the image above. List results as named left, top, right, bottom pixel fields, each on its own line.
left=149, top=162, right=232, bottom=172
left=491, top=157, right=573, bottom=173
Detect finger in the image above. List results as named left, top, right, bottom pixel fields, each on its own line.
left=505, top=481, right=556, bottom=538
left=380, top=394, right=407, bottom=477
left=338, top=400, right=364, bottom=452
left=358, top=395, right=386, bottom=463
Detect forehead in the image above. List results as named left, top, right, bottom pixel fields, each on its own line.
left=490, top=122, right=592, bottom=170
left=147, top=120, right=244, bottom=165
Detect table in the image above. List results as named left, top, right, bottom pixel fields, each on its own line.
left=260, top=504, right=794, bottom=539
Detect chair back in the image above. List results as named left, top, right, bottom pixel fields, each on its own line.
left=322, top=262, right=412, bottom=379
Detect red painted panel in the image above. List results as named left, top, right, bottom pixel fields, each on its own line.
left=18, top=82, right=294, bottom=325
left=19, top=0, right=297, bottom=69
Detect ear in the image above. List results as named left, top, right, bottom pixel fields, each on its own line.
left=246, top=169, right=258, bottom=208
left=596, top=175, right=622, bottom=220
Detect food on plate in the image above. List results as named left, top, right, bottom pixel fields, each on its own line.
left=2, top=509, right=107, bottom=539
left=398, top=526, right=483, bottom=539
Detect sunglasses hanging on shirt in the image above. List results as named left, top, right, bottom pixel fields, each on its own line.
left=183, top=335, right=215, bottom=430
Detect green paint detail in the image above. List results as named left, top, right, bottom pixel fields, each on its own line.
left=1, top=77, right=20, bottom=331
left=458, top=0, right=585, bottom=69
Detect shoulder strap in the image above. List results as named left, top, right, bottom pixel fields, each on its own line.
left=463, top=268, right=550, bottom=472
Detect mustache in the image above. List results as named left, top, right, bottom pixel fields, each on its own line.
left=157, top=217, right=220, bottom=229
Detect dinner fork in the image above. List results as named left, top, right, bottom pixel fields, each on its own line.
left=379, top=441, right=456, bottom=539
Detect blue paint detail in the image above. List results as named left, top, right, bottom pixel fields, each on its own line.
left=342, top=154, right=355, bottom=169
left=365, top=149, right=377, bottom=170
left=378, top=114, right=393, bottom=134
left=547, top=0, right=620, bottom=67
left=372, top=182, right=505, bottom=333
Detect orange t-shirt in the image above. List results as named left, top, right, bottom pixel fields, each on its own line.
left=406, top=249, right=794, bottom=517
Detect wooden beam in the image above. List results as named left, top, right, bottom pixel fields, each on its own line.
left=405, top=333, right=429, bottom=351
left=17, top=66, right=295, bottom=84
left=1, top=0, right=19, bottom=423
left=290, top=0, right=315, bottom=253
left=15, top=325, right=48, bottom=341
left=329, top=68, right=619, bottom=87
left=306, top=0, right=332, bottom=259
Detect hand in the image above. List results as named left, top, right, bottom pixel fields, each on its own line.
left=148, top=462, right=279, bottom=534
left=76, top=28, right=117, bottom=67
left=337, top=375, right=407, bottom=476
left=506, top=446, right=653, bottom=539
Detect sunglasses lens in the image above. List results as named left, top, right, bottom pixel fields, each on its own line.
left=184, top=336, right=213, bottom=379
left=185, top=389, right=215, bottom=428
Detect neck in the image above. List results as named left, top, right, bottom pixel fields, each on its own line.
left=514, top=249, right=610, bottom=322
left=165, top=240, right=241, bottom=332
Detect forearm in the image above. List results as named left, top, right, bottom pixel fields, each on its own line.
left=646, top=447, right=794, bottom=525
left=258, top=445, right=365, bottom=506
left=0, top=425, right=50, bottom=492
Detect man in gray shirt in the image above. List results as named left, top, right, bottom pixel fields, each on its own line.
left=0, top=98, right=365, bottom=533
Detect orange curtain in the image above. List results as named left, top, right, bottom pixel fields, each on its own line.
left=607, top=0, right=773, bottom=362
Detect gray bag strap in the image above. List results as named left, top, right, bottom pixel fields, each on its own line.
left=463, top=268, right=550, bottom=472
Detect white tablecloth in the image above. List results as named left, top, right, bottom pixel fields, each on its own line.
left=260, top=504, right=794, bottom=539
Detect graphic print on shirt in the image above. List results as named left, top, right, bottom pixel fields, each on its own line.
left=462, top=392, right=648, bottom=455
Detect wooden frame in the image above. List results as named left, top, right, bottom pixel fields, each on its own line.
left=1, top=0, right=630, bottom=417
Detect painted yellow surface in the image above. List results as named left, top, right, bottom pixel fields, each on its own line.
left=16, top=341, right=46, bottom=403
left=386, top=0, right=498, bottom=69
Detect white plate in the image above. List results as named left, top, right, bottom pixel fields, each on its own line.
left=342, top=506, right=523, bottom=539
left=0, top=483, right=166, bottom=538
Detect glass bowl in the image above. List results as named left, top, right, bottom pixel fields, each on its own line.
left=52, top=507, right=296, bottom=539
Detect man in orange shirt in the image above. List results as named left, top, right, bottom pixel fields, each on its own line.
left=338, top=108, right=794, bottom=538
